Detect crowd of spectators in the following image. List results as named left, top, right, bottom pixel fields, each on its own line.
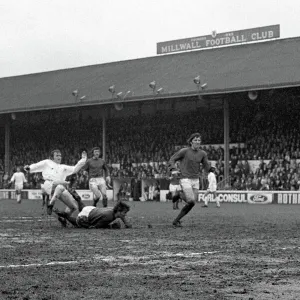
left=0, top=93, right=300, bottom=191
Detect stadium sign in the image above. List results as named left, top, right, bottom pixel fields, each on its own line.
left=247, top=193, right=272, bottom=204
left=157, top=24, right=280, bottom=54
left=274, top=193, right=300, bottom=204
left=198, top=192, right=247, bottom=203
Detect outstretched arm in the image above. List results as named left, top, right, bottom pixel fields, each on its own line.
left=25, top=160, right=48, bottom=173
left=63, top=151, right=87, bottom=177
left=10, top=174, right=15, bottom=183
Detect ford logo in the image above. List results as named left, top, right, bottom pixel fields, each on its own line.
left=82, top=194, right=90, bottom=199
left=250, top=195, right=267, bottom=202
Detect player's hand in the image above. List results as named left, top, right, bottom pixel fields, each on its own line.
left=24, top=165, right=30, bottom=172
left=81, top=151, right=87, bottom=159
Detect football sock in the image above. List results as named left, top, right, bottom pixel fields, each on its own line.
left=173, top=202, right=195, bottom=223
left=102, top=196, right=108, bottom=207
left=93, top=197, right=100, bottom=207
left=172, top=194, right=180, bottom=203
left=204, top=197, right=208, bottom=206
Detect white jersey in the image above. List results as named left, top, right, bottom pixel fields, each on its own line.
left=29, top=157, right=86, bottom=194
left=10, top=172, right=27, bottom=185
left=78, top=206, right=95, bottom=218
left=208, top=172, right=217, bottom=191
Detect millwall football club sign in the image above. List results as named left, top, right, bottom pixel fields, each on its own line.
left=157, top=24, right=280, bottom=55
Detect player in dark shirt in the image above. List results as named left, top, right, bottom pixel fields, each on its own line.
left=168, top=133, right=210, bottom=227
left=54, top=201, right=131, bottom=229
left=83, top=147, right=111, bottom=207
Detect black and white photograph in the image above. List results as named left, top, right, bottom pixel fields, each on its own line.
left=0, top=0, right=300, bottom=299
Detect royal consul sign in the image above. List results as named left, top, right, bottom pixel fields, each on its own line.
left=157, top=24, right=280, bottom=54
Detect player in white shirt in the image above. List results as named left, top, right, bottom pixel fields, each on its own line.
left=10, top=167, right=27, bottom=203
left=24, top=149, right=87, bottom=216
left=203, top=167, right=220, bottom=208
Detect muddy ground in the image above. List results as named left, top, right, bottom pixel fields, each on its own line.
left=1, top=200, right=300, bottom=300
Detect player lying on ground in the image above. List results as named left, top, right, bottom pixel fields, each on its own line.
left=24, top=149, right=87, bottom=216
left=54, top=201, right=132, bottom=229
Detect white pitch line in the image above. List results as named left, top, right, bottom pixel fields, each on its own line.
left=1, top=217, right=41, bottom=219
left=0, top=260, right=90, bottom=269
left=0, top=251, right=219, bottom=269
left=0, top=217, right=56, bottom=223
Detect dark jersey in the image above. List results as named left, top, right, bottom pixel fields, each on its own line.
left=83, top=158, right=109, bottom=179
left=87, top=207, right=116, bottom=228
left=168, top=147, right=210, bottom=179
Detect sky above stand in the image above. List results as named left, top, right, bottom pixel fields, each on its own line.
left=0, top=0, right=299, bottom=78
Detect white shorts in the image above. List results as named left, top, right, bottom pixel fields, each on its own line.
left=15, top=184, right=23, bottom=191
left=89, top=177, right=106, bottom=192
left=208, top=185, right=217, bottom=192
left=180, top=178, right=199, bottom=190
left=169, top=184, right=182, bottom=193
left=43, top=180, right=54, bottom=195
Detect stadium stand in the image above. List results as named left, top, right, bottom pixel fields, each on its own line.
left=0, top=94, right=300, bottom=191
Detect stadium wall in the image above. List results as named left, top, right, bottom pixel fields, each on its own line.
left=1, top=190, right=300, bottom=205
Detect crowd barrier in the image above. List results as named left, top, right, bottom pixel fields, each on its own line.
left=0, top=190, right=113, bottom=201
left=1, top=189, right=300, bottom=204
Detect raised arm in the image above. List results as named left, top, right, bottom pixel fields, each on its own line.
left=10, top=174, right=15, bottom=183
left=63, top=151, right=87, bottom=177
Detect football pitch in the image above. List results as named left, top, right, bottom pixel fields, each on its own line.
left=1, top=199, right=300, bottom=300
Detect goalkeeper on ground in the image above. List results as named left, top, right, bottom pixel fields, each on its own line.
left=54, top=201, right=132, bottom=229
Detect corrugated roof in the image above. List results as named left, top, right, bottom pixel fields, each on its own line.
left=1, top=37, right=300, bottom=113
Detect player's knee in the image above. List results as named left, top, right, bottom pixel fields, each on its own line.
left=55, top=184, right=66, bottom=196
left=89, top=182, right=96, bottom=189
left=90, top=184, right=101, bottom=194
left=64, top=204, right=76, bottom=214
left=185, top=193, right=195, bottom=202
left=186, top=200, right=195, bottom=207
